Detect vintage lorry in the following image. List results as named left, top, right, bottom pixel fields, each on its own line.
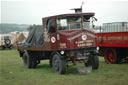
left=16, top=11, right=99, bottom=74
left=97, top=22, right=128, bottom=64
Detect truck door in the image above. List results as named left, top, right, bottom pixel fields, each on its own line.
left=47, top=18, right=57, bottom=50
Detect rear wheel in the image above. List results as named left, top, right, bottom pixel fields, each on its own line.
left=23, top=51, right=37, bottom=68
left=104, top=48, right=120, bottom=64
left=52, top=54, right=66, bottom=74
left=85, top=55, right=99, bottom=70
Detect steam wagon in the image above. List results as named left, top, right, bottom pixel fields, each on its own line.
left=16, top=11, right=99, bottom=74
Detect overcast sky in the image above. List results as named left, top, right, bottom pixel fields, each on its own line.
left=1, top=0, right=128, bottom=25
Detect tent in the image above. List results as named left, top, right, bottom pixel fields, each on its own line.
left=11, top=33, right=26, bottom=46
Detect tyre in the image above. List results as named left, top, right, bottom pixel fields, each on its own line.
left=4, top=39, right=11, bottom=45
left=23, top=51, right=37, bottom=68
left=104, top=48, right=120, bottom=64
left=52, top=54, right=66, bottom=74
left=85, top=55, right=99, bottom=70
left=4, top=39, right=12, bottom=49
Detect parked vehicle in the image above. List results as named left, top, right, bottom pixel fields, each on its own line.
left=0, top=35, right=12, bottom=50
left=97, top=22, right=128, bottom=64
left=16, top=10, right=99, bottom=74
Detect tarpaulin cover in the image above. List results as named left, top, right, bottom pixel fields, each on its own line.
left=23, top=25, right=44, bottom=47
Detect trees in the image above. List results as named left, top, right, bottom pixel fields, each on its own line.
left=0, top=23, right=29, bottom=34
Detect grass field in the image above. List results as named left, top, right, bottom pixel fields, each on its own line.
left=0, top=49, right=128, bottom=85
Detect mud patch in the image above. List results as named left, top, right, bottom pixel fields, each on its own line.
left=77, top=66, right=92, bottom=75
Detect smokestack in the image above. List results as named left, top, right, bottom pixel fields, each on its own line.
left=71, top=8, right=82, bottom=13
left=71, top=2, right=84, bottom=13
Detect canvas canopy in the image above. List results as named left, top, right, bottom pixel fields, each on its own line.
left=22, top=25, right=44, bottom=47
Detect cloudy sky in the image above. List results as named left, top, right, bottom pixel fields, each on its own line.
left=1, top=0, right=128, bottom=25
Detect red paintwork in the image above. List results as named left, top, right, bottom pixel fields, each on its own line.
left=96, top=32, right=128, bottom=47
left=48, top=13, right=96, bottom=51
left=97, top=31, right=128, bottom=63
left=104, top=48, right=116, bottom=64
left=17, top=13, right=96, bottom=51
left=56, top=29, right=96, bottom=50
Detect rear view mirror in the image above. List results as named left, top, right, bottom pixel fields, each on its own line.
left=92, top=17, right=98, bottom=22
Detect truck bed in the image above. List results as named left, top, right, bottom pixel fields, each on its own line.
left=96, top=32, right=128, bottom=47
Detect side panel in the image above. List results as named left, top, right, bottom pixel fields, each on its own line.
left=57, top=29, right=96, bottom=50
left=96, top=32, right=128, bottom=47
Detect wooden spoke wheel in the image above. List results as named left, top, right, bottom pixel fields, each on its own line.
left=104, top=48, right=119, bottom=64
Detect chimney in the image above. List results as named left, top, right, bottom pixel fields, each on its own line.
left=71, top=8, right=82, bottom=13
left=71, top=2, right=84, bottom=13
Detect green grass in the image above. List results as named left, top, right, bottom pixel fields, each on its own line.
left=0, top=49, right=128, bottom=85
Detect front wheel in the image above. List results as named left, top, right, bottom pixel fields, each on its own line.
left=85, top=55, right=99, bottom=70
left=52, top=54, right=67, bottom=74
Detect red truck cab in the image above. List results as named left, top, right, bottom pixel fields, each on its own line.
left=43, top=13, right=97, bottom=51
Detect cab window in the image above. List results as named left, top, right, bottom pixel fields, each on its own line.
left=46, top=19, right=56, bottom=33
left=57, top=16, right=81, bottom=31
left=83, top=16, right=91, bottom=28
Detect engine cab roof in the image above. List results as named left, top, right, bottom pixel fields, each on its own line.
left=43, top=13, right=95, bottom=19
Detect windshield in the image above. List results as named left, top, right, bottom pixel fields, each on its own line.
left=83, top=16, right=93, bottom=29
left=0, top=36, right=11, bottom=41
left=4, top=36, right=10, bottom=39
left=57, top=16, right=81, bottom=31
